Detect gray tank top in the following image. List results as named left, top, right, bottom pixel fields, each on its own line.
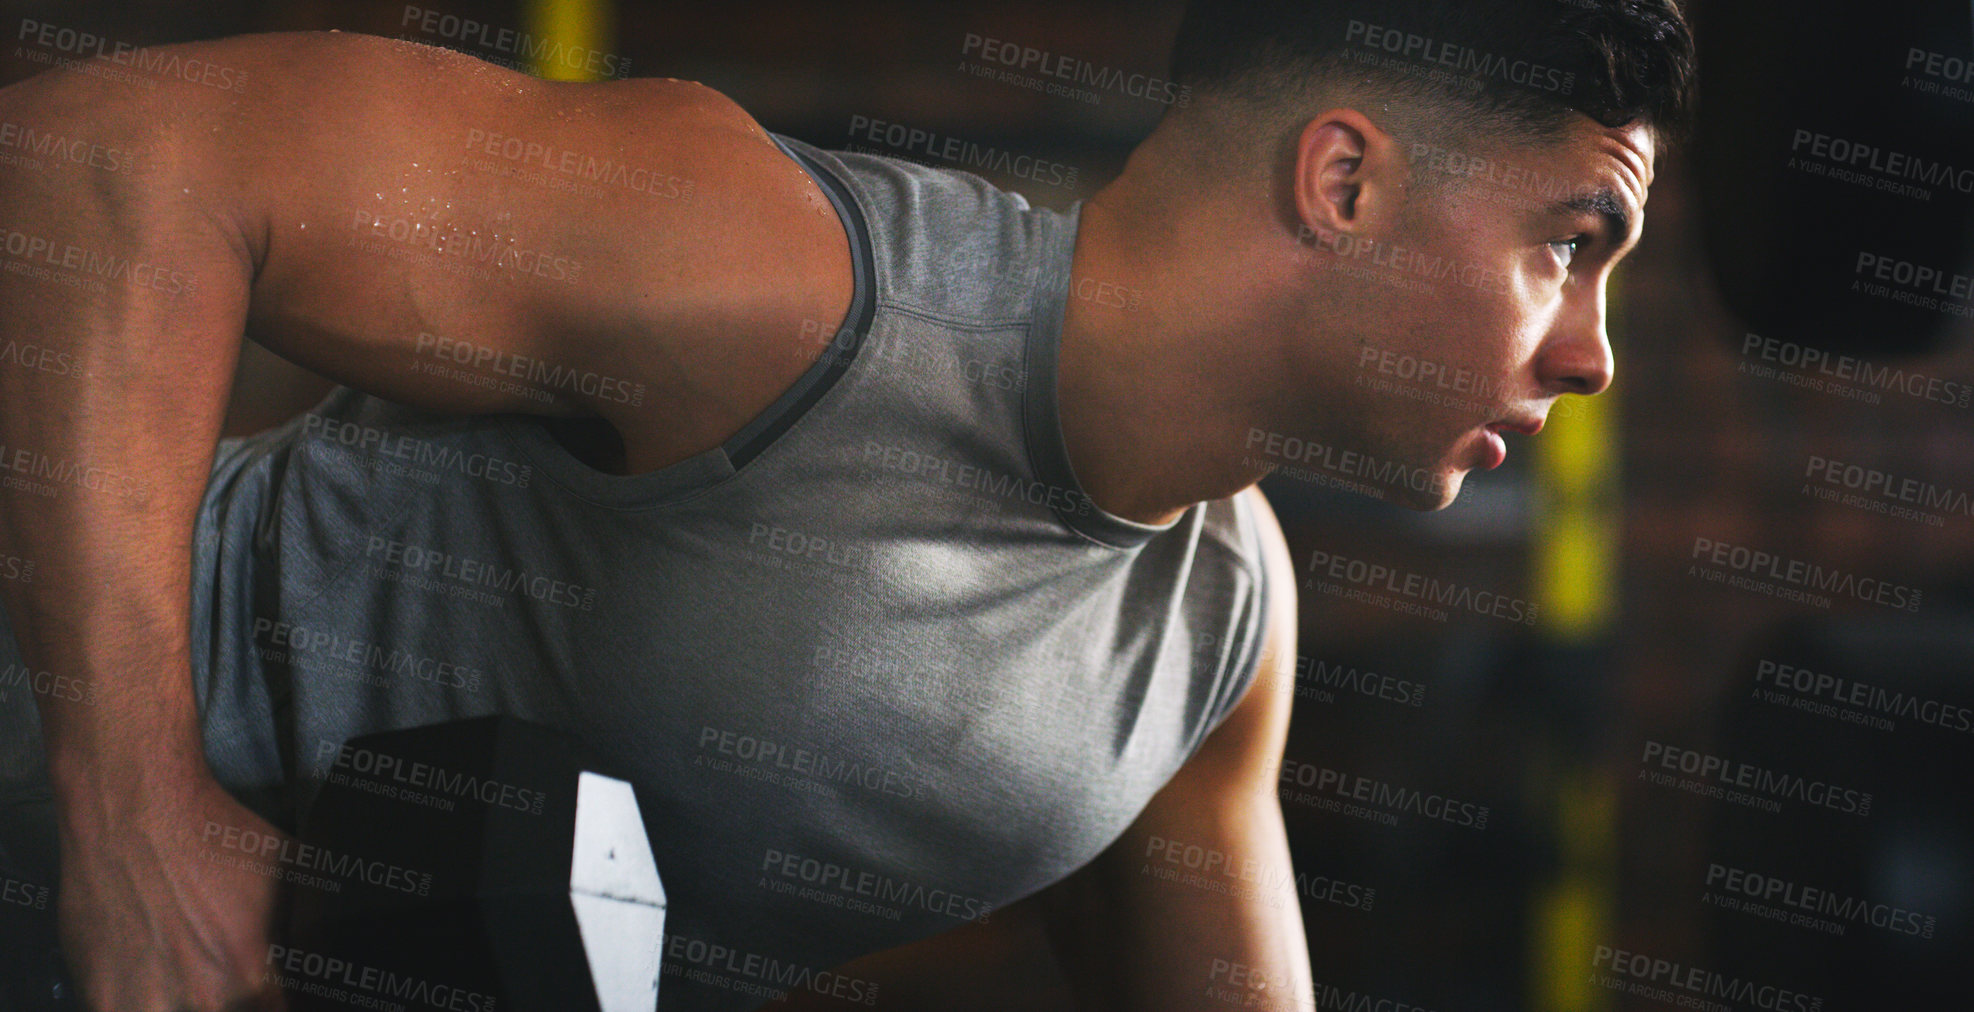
left=1, top=134, right=1269, bottom=1011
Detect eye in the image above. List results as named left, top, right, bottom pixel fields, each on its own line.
left=1547, top=236, right=1584, bottom=269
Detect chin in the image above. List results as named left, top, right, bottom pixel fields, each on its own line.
left=1384, top=470, right=1465, bottom=511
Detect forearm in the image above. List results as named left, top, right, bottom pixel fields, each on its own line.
left=1051, top=801, right=1316, bottom=1012
left=1150, top=804, right=1316, bottom=1012
left=756, top=893, right=1079, bottom=1012
left=0, top=68, right=252, bottom=812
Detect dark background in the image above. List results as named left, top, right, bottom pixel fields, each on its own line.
left=4, top=1, right=1970, bottom=1009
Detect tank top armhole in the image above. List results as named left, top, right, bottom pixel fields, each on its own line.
left=717, top=135, right=880, bottom=469
left=503, top=135, right=879, bottom=508
left=1200, top=493, right=1273, bottom=745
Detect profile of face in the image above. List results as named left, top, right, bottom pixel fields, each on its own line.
left=1284, top=109, right=1655, bottom=510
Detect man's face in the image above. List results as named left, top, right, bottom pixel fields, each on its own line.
left=1300, top=116, right=1654, bottom=510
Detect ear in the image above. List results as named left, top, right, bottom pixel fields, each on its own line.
left=1292, top=108, right=1405, bottom=247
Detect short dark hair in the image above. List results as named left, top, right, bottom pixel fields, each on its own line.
left=1169, top=0, right=1696, bottom=143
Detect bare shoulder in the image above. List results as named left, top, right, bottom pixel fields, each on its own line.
left=1, top=32, right=852, bottom=456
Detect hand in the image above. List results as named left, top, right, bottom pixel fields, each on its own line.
left=55, top=772, right=289, bottom=1012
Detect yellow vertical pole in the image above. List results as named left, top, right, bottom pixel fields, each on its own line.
left=1529, top=279, right=1623, bottom=1012
left=523, top=0, right=615, bottom=82
left=1533, top=381, right=1620, bottom=644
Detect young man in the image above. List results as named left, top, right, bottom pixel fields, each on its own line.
left=0, top=1, right=1692, bottom=1009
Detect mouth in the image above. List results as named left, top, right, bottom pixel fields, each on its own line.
left=1476, top=415, right=1545, bottom=471
left=1489, top=415, right=1546, bottom=437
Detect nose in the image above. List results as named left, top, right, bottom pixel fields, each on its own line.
left=1535, top=281, right=1615, bottom=396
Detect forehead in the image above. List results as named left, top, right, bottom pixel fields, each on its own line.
left=1575, top=118, right=1655, bottom=198
left=1416, top=117, right=1654, bottom=230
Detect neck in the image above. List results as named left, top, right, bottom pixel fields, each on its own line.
left=1056, top=136, right=1283, bottom=526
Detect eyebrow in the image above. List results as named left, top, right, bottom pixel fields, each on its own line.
left=1551, top=187, right=1637, bottom=249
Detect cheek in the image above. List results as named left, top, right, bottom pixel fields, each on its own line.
left=1460, top=272, right=1552, bottom=368
left=1395, top=289, right=1522, bottom=380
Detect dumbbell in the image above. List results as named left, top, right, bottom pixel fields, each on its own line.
left=281, top=715, right=666, bottom=1012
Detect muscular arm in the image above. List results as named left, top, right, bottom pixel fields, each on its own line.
left=0, top=31, right=847, bottom=1010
